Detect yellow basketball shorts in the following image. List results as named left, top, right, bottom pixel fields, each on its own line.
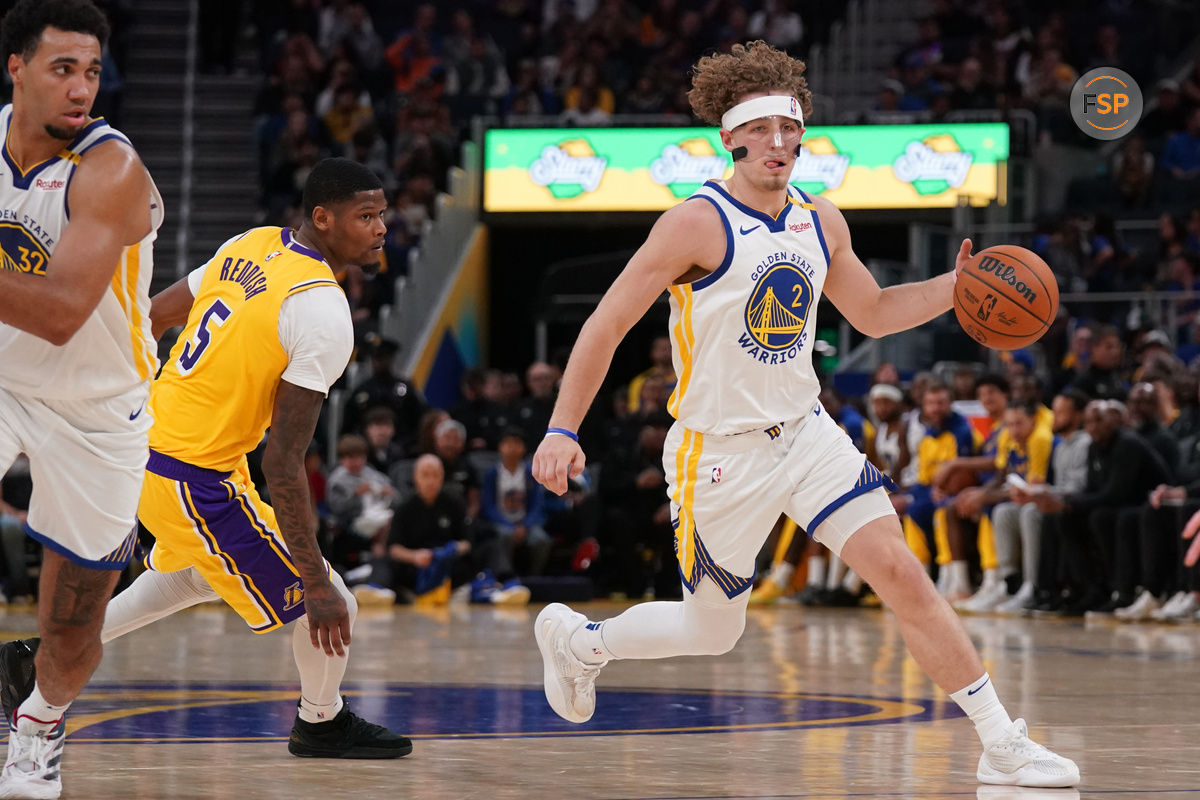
left=140, top=450, right=320, bottom=633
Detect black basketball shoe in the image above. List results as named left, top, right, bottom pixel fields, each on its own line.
left=288, top=697, right=412, bottom=759
left=0, top=637, right=39, bottom=723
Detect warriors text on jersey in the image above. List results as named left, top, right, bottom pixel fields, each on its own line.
left=149, top=227, right=344, bottom=471
left=667, top=180, right=829, bottom=435
left=0, top=107, right=162, bottom=398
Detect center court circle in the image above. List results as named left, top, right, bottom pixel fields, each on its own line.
left=63, top=683, right=963, bottom=742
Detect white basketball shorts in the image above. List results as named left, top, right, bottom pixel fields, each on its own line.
left=663, top=402, right=896, bottom=598
left=0, top=381, right=150, bottom=568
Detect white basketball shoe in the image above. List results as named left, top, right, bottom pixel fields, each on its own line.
left=534, top=603, right=606, bottom=723
left=977, top=718, right=1080, bottom=788
left=0, top=716, right=65, bottom=799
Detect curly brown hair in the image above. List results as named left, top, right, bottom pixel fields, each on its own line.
left=688, top=41, right=814, bottom=127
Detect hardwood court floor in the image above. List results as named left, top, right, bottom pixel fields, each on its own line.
left=1, top=600, right=1197, bottom=800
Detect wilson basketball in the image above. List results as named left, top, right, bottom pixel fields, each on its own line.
left=953, top=245, right=1058, bottom=350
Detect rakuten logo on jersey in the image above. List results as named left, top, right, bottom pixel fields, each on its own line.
left=34, top=178, right=65, bottom=191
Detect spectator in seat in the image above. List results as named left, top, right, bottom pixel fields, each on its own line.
left=516, top=361, right=560, bottom=450
left=597, top=413, right=678, bottom=599
left=453, top=367, right=510, bottom=451
left=342, top=338, right=428, bottom=454
left=481, top=428, right=553, bottom=577
left=1162, top=108, right=1200, bottom=181
left=627, top=335, right=676, bottom=414
left=327, top=434, right=396, bottom=567
left=386, top=454, right=473, bottom=602
left=1069, top=325, right=1129, bottom=400
left=364, top=406, right=406, bottom=473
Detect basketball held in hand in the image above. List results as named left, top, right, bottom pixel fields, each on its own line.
left=953, top=245, right=1058, bottom=350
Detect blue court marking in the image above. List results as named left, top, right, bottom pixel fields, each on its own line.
left=60, top=682, right=963, bottom=744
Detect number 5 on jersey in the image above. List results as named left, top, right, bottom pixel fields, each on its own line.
left=177, top=299, right=232, bottom=375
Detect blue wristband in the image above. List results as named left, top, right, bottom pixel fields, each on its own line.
left=545, top=427, right=579, bottom=442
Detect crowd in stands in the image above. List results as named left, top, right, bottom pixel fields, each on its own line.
left=248, top=0, right=854, bottom=352
left=6, top=2, right=1200, bottom=626
left=750, top=321, right=1200, bottom=625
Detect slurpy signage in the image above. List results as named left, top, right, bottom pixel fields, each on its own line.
left=484, top=123, right=1008, bottom=212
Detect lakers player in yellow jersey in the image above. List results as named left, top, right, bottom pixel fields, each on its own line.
left=3, top=159, right=412, bottom=763
left=532, top=42, right=1079, bottom=788
left=0, top=3, right=162, bottom=797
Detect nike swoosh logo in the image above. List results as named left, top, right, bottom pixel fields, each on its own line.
left=967, top=677, right=990, bottom=696
left=129, top=404, right=144, bottom=421
left=739, top=224, right=760, bottom=235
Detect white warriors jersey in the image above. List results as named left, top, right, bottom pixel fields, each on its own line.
left=666, top=180, right=829, bottom=435
left=0, top=105, right=162, bottom=399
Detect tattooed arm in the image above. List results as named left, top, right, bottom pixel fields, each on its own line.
left=262, top=379, right=350, bottom=657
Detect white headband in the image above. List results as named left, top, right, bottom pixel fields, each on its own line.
left=869, top=383, right=904, bottom=403
left=720, top=95, right=804, bottom=131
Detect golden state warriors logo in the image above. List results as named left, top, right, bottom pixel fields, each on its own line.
left=0, top=222, right=50, bottom=276
left=740, top=263, right=813, bottom=364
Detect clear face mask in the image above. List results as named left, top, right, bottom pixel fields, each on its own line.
left=736, top=116, right=804, bottom=152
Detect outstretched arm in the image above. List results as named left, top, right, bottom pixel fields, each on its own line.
left=533, top=200, right=724, bottom=494
left=0, top=141, right=152, bottom=345
left=149, top=277, right=195, bottom=340
left=818, top=196, right=973, bottom=338
left=262, top=379, right=350, bottom=657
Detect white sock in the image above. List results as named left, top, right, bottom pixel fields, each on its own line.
left=101, top=567, right=219, bottom=643
left=294, top=571, right=356, bottom=723
left=981, top=568, right=1002, bottom=590
left=771, top=561, right=795, bottom=589
left=570, top=620, right=615, bottom=665
left=825, top=555, right=847, bottom=589
left=950, top=673, right=1013, bottom=749
left=15, top=683, right=69, bottom=734
left=573, top=578, right=749, bottom=662
left=948, top=560, right=971, bottom=595
left=807, top=556, right=826, bottom=587
left=292, top=568, right=352, bottom=724
left=842, top=569, right=863, bottom=594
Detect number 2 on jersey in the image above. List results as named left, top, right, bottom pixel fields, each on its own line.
left=177, top=299, right=232, bottom=375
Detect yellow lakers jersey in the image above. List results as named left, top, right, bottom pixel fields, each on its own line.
left=149, top=227, right=342, bottom=470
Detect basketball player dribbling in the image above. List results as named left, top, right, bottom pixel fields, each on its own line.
left=532, top=41, right=1079, bottom=788
left=0, top=2, right=162, bottom=796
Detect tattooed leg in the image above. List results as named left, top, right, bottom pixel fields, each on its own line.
left=34, top=550, right=121, bottom=706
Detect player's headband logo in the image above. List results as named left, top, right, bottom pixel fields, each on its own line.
left=720, top=95, right=804, bottom=131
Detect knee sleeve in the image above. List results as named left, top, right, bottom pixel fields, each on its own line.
left=677, top=578, right=748, bottom=655
left=600, top=577, right=749, bottom=660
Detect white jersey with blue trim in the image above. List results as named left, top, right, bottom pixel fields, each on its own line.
left=0, top=105, right=163, bottom=399
left=666, top=180, right=830, bottom=435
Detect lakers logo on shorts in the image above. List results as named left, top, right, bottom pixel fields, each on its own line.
left=283, top=582, right=304, bottom=611
left=0, top=222, right=50, bottom=276
left=741, top=263, right=813, bottom=364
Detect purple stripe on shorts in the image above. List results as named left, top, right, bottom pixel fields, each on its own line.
left=178, top=478, right=307, bottom=629
left=148, top=450, right=229, bottom=482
